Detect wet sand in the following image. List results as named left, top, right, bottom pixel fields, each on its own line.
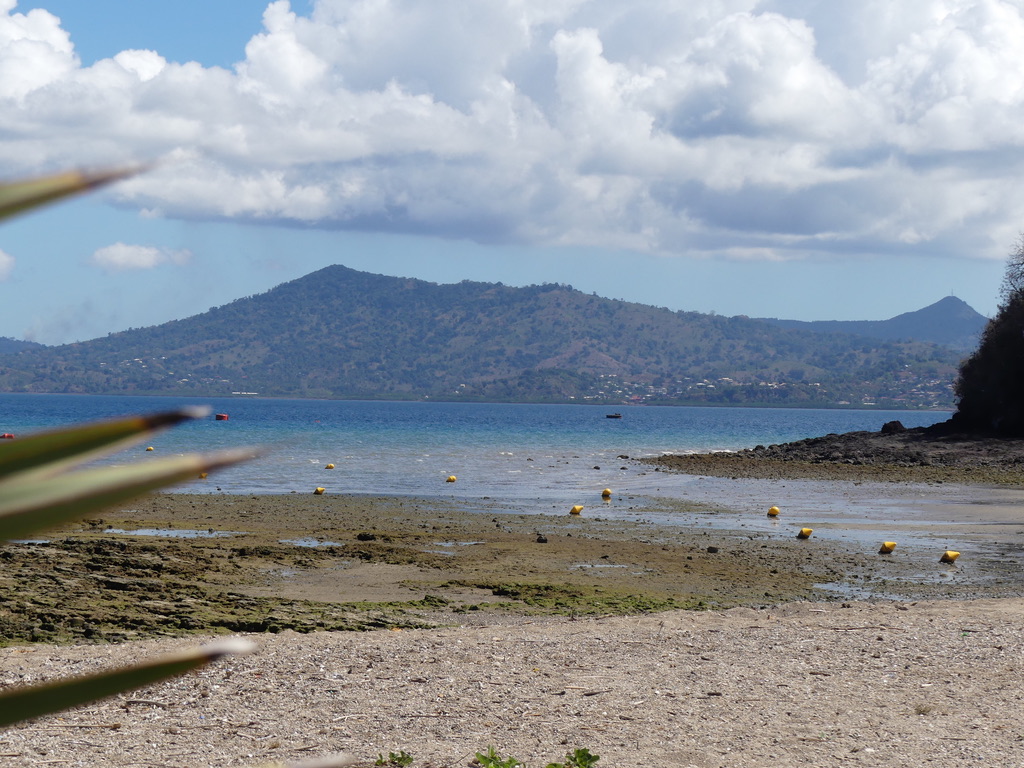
left=3, top=470, right=1024, bottom=647
left=638, top=442, right=1024, bottom=598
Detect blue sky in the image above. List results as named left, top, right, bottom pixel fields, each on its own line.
left=0, top=0, right=1015, bottom=344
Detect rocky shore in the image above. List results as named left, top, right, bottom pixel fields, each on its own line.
left=0, top=492, right=876, bottom=646
left=642, top=418, right=1024, bottom=484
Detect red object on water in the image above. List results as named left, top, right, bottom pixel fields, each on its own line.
left=0, top=433, right=13, bottom=439
left=215, top=413, right=229, bottom=421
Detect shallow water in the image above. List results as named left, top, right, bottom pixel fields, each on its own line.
left=104, top=528, right=243, bottom=538
left=280, top=537, right=343, bottom=548
left=7, top=393, right=1015, bottom=569
left=0, top=393, right=948, bottom=500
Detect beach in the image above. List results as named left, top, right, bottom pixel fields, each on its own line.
left=2, top=456, right=1024, bottom=766
left=4, top=598, right=1024, bottom=767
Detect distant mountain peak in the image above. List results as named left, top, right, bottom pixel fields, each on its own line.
left=933, top=295, right=972, bottom=307
left=758, top=296, right=987, bottom=352
left=892, top=295, right=980, bottom=319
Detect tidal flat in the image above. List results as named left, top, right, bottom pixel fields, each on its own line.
left=3, top=482, right=1022, bottom=646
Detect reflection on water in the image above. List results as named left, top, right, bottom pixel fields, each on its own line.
left=280, top=537, right=343, bottom=547
left=105, top=528, right=243, bottom=538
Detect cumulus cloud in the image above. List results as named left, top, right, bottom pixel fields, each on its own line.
left=90, top=242, right=191, bottom=272
left=3, top=0, right=1024, bottom=262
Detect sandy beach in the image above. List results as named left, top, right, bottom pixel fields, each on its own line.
left=4, top=598, right=1024, bottom=767
left=2, top=459, right=1024, bottom=766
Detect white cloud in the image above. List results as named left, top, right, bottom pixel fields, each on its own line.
left=0, top=1, right=75, bottom=100
left=113, top=49, right=167, bottom=82
left=0, top=247, right=14, bottom=280
left=3, top=0, right=1024, bottom=263
left=90, top=242, right=191, bottom=272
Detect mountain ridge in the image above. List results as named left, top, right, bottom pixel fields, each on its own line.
left=0, top=265, right=971, bottom=408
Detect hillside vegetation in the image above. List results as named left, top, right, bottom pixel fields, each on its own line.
left=954, top=242, right=1024, bottom=433
left=0, top=337, right=43, bottom=354
left=0, top=265, right=964, bottom=408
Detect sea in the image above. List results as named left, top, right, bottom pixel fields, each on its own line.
left=0, top=393, right=950, bottom=503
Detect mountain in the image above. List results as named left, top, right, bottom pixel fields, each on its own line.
left=0, top=265, right=967, bottom=408
left=758, top=296, right=987, bottom=352
left=0, top=337, right=44, bottom=354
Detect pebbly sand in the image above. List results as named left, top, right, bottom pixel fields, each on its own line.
left=3, top=599, right=1024, bottom=767
left=2, top=456, right=1024, bottom=766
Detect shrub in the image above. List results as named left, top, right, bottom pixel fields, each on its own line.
left=954, top=238, right=1024, bottom=435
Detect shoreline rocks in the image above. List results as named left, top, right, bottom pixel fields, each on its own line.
left=643, top=419, right=1024, bottom=484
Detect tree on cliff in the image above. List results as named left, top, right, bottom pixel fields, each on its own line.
left=953, top=238, right=1024, bottom=435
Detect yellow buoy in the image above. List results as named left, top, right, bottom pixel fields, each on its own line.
left=601, top=488, right=612, bottom=499
left=879, top=541, right=897, bottom=554
left=446, top=475, right=457, bottom=483
left=797, top=528, right=813, bottom=539
left=325, top=463, right=335, bottom=469
left=569, top=505, right=584, bottom=516
left=198, top=472, right=208, bottom=480
left=145, top=446, right=154, bottom=451
left=940, top=550, right=960, bottom=563
left=313, top=487, right=325, bottom=495
left=767, top=506, right=780, bottom=517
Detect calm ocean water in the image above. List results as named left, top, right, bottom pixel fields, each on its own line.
left=0, top=394, right=950, bottom=502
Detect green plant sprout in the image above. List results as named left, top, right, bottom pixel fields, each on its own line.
left=475, top=746, right=523, bottom=768
left=375, top=750, right=414, bottom=767
left=546, top=748, right=600, bottom=768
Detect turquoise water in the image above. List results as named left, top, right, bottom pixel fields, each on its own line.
left=0, top=394, right=949, bottom=499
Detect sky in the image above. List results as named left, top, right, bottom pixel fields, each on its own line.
left=0, top=0, right=1018, bottom=345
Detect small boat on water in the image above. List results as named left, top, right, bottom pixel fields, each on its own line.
left=605, top=413, right=622, bottom=419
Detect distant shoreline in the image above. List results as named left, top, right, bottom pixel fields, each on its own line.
left=0, top=389, right=960, bottom=409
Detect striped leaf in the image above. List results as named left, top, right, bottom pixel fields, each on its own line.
left=0, top=447, right=256, bottom=542
left=0, top=168, right=138, bottom=222
left=276, top=757, right=359, bottom=768
left=0, top=639, right=255, bottom=728
left=0, top=407, right=211, bottom=480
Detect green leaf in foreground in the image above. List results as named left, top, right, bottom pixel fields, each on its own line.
left=0, top=447, right=256, bottom=541
left=0, top=638, right=254, bottom=728
left=284, top=756, right=358, bottom=768
left=0, top=406, right=212, bottom=480
left=0, top=168, right=139, bottom=222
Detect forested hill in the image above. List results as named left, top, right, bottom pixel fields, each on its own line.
left=0, top=337, right=43, bottom=354
left=0, top=265, right=966, bottom=408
